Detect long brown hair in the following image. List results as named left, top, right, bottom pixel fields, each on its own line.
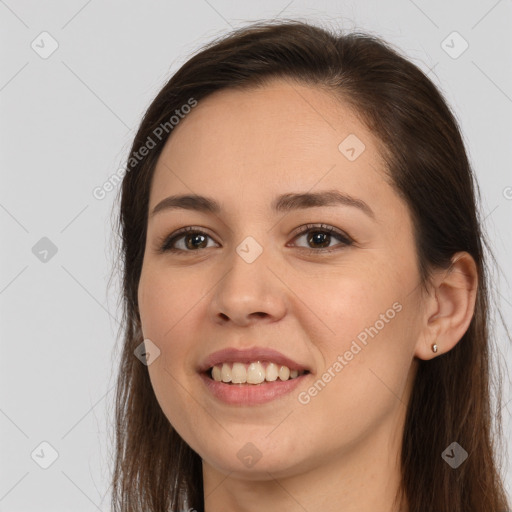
left=108, top=19, right=511, bottom=512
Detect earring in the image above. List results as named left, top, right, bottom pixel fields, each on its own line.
left=432, top=343, right=438, bottom=353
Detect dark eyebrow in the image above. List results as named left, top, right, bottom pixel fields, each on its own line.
left=150, top=190, right=375, bottom=220
left=272, top=190, right=375, bottom=219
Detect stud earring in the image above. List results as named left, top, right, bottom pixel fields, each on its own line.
left=432, top=343, right=438, bottom=353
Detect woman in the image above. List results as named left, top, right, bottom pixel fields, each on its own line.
left=109, top=19, right=511, bottom=512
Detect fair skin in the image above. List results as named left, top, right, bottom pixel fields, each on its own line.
left=137, top=78, right=478, bottom=512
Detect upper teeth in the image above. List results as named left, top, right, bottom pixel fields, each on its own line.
left=210, top=362, right=305, bottom=384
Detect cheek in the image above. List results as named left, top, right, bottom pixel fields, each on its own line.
left=298, top=315, right=414, bottom=453
left=138, top=265, right=210, bottom=395
left=304, top=270, right=402, bottom=349
left=138, top=266, right=201, bottom=340
left=138, top=270, right=203, bottom=439
left=137, top=269, right=190, bottom=398
left=298, top=269, right=416, bottom=421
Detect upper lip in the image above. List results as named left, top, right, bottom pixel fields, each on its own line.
left=198, top=347, right=311, bottom=373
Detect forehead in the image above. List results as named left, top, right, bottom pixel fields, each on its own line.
left=149, top=79, right=393, bottom=216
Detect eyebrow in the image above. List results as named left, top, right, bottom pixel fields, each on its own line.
left=150, top=190, right=375, bottom=220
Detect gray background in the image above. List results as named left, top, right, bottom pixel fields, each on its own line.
left=1, top=1, right=511, bottom=510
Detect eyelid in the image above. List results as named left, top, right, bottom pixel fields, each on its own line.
left=287, top=223, right=354, bottom=252
left=289, top=223, right=352, bottom=241
left=158, top=223, right=354, bottom=253
left=157, top=225, right=217, bottom=253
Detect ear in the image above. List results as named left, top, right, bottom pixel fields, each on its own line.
left=414, top=252, right=478, bottom=360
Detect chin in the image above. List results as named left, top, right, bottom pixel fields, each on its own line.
left=198, top=439, right=310, bottom=480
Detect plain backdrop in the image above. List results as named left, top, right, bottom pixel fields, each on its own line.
left=1, top=1, right=511, bottom=510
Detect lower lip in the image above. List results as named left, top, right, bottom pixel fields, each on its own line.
left=199, top=372, right=309, bottom=405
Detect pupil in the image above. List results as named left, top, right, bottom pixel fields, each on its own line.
left=184, top=232, right=331, bottom=250
left=186, top=234, right=207, bottom=250
left=309, top=231, right=329, bottom=248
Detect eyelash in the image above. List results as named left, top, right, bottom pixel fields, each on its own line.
left=157, top=223, right=354, bottom=255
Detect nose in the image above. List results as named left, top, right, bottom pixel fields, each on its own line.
left=208, top=243, right=288, bottom=326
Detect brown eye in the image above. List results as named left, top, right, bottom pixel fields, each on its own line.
left=160, top=227, right=217, bottom=253
left=159, top=223, right=353, bottom=255
left=290, top=224, right=353, bottom=253
left=306, top=231, right=331, bottom=249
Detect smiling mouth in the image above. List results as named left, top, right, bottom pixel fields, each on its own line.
left=206, top=361, right=310, bottom=385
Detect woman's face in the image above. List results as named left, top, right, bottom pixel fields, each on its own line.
left=137, top=79, right=427, bottom=479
